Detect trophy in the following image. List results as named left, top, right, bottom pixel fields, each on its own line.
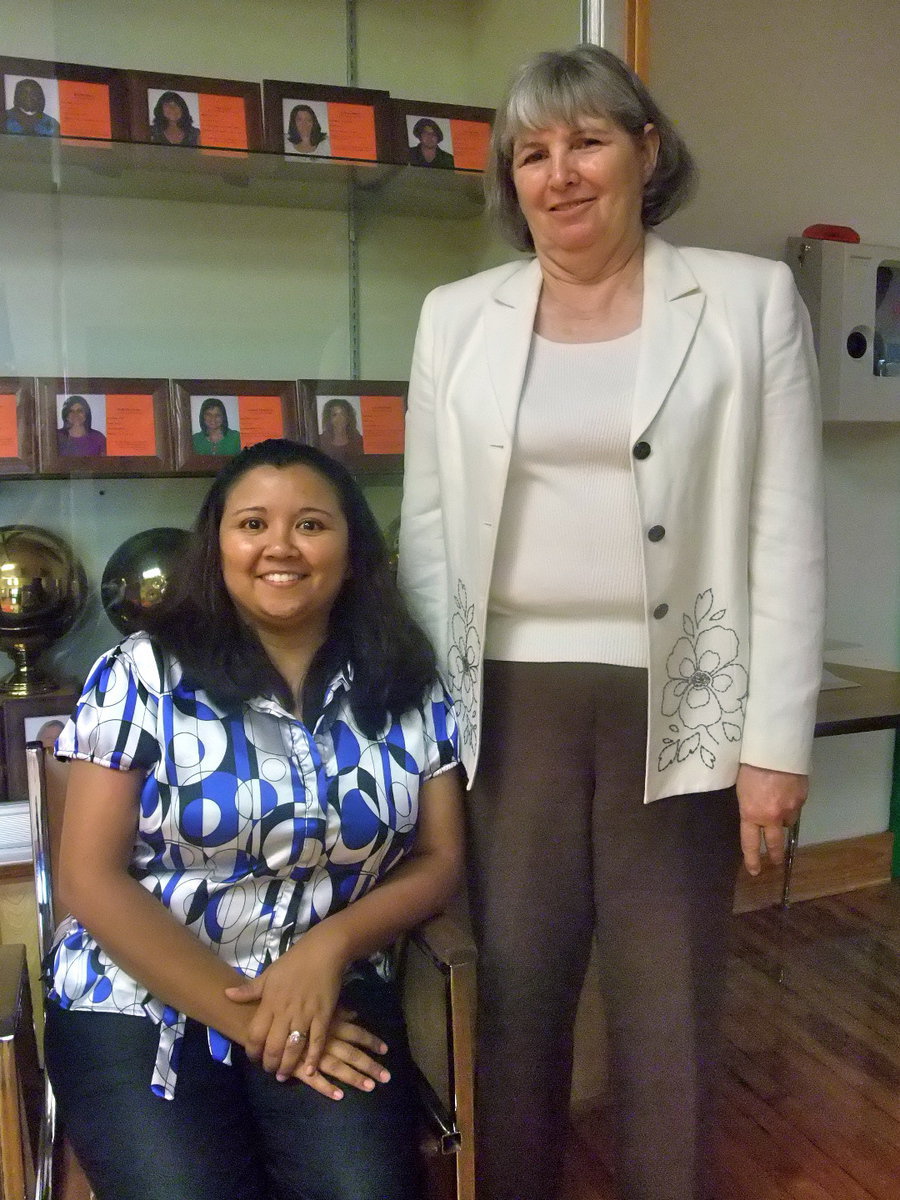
left=100, top=527, right=191, bottom=635
left=0, top=525, right=87, bottom=696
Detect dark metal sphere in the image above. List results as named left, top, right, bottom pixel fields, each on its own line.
left=101, top=527, right=191, bottom=635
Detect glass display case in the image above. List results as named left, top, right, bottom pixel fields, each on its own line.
left=0, top=0, right=640, bottom=711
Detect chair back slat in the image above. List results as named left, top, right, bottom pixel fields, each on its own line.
left=23, top=744, right=95, bottom=1198
left=24, top=744, right=70, bottom=965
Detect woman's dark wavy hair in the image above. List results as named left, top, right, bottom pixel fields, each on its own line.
left=60, top=395, right=93, bottom=431
left=321, top=397, right=360, bottom=436
left=287, top=103, right=327, bottom=147
left=142, top=438, right=438, bottom=735
left=198, top=397, right=230, bottom=435
left=486, top=44, right=697, bottom=251
left=152, top=91, right=194, bottom=135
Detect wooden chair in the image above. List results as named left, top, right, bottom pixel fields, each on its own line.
left=0, top=743, right=475, bottom=1200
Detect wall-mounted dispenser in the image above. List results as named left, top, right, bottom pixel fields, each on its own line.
left=785, top=237, right=900, bottom=421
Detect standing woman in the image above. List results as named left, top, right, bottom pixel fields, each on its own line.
left=398, top=44, right=824, bottom=1200
left=46, top=439, right=463, bottom=1200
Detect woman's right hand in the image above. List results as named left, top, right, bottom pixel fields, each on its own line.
left=293, top=1007, right=391, bottom=1100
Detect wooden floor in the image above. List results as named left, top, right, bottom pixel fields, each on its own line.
left=563, top=881, right=900, bottom=1199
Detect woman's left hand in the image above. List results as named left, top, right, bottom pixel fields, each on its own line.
left=294, top=1008, right=391, bottom=1100
left=735, top=763, right=808, bottom=876
left=225, top=926, right=348, bottom=1080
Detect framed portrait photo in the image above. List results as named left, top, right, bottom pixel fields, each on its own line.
left=262, top=80, right=392, bottom=162
left=0, top=690, right=78, bottom=805
left=0, top=54, right=128, bottom=142
left=173, top=379, right=303, bottom=472
left=123, top=70, right=263, bottom=152
left=36, top=377, right=174, bottom=476
left=0, top=377, right=37, bottom=477
left=309, top=379, right=407, bottom=475
left=389, top=99, right=494, bottom=172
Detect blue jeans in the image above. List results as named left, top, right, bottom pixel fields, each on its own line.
left=45, top=967, right=423, bottom=1200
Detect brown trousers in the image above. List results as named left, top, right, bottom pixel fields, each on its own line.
left=466, top=661, right=741, bottom=1200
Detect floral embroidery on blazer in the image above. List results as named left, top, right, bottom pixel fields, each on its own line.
left=447, top=579, right=481, bottom=754
left=659, top=591, right=748, bottom=772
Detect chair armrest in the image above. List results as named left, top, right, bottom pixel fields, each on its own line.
left=401, top=907, right=476, bottom=1160
left=407, top=910, right=476, bottom=972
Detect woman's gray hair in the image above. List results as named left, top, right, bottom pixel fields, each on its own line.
left=485, top=44, right=697, bottom=251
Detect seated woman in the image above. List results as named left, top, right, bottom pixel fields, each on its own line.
left=45, top=438, right=463, bottom=1200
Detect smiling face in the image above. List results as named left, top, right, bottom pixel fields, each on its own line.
left=511, top=116, right=658, bottom=263
left=218, top=463, right=350, bottom=644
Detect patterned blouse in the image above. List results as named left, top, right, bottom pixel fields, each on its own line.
left=49, top=632, right=459, bottom=1099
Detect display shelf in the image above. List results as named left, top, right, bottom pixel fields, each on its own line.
left=360, top=162, right=485, bottom=220
left=7, top=465, right=405, bottom=483
left=0, top=133, right=486, bottom=216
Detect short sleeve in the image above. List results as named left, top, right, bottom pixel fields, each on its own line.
left=419, top=676, right=461, bottom=781
left=55, top=634, right=165, bottom=773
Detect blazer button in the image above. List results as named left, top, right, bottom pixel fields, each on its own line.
left=647, top=525, right=666, bottom=542
left=633, top=441, right=651, bottom=460
left=653, top=603, right=669, bottom=619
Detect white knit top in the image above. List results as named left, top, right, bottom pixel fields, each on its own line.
left=485, top=329, right=648, bottom=667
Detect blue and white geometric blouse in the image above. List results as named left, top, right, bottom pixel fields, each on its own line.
left=49, top=632, right=459, bottom=1100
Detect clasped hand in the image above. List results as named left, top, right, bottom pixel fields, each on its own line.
left=225, top=932, right=390, bottom=1101
left=736, top=762, right=808, bottom=877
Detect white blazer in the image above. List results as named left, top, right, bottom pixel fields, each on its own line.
left=398, top=234, right=825, bottom=802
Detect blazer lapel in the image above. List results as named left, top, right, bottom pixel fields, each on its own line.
left=631, top=234, right=705, bottom=440
left=478, top=241, right=703, bottom=442
left=483, top=257, right=543, bottom=438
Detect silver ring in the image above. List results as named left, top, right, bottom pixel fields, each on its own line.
left=287, top=1029, right=307, bottom=1047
